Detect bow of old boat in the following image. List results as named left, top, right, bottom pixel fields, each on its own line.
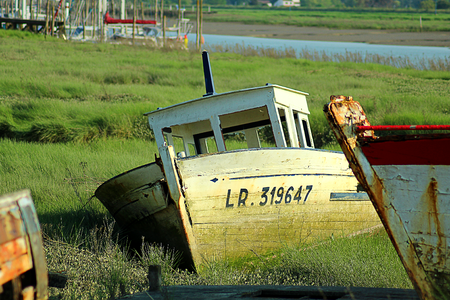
left=324, top=95, right=450, bottom=300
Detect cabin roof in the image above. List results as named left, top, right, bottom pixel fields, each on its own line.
left=144, top=84, right=309, bottom=129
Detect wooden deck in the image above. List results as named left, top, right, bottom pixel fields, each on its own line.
left=0, top=17, right=63, bottom=33
left=117, top=285, right=420, bottom=300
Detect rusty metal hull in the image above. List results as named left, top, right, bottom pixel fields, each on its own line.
left=94, top=162, right=195, bottom=270
left=325, top=96, right=450, bottom=300
left=0, top=189, right=48, bottom=300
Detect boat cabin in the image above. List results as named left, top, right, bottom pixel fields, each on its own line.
left=144, top=84, right=314, bottom=158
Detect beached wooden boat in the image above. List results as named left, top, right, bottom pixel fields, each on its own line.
left=95, top=53, right=380, bottom=270
left=0, top=189, right=48, bottom=299
left=324, top=95, right=450, bottom=300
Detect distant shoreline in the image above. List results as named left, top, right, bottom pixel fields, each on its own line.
left=200, top=22, right=450, bottom=48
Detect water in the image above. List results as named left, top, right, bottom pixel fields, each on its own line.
left=187, top=33, right=450, bottom=69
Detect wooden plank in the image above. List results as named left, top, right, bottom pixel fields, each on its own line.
left=0, top=252, right=33, bottom=286
left=0, top=204, right=26, bottom=244
left=0, top=236, right=29, bottom=265
left=116, top=285, right=420, bottom=300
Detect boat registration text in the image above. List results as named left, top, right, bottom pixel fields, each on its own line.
left=225, top=185, right=313, bottom=208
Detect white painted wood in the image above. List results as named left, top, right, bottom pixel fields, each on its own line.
left=210, top=115, right=226, bottom=152
left=286, top=106, right=300, bottom=147
left=159, top=146, right=181, bottom=205
left=176, top=148, right=380, bottom=266
left=267, top=104, right=286, bottom=147
left=244, top=128, right=261, bottom=148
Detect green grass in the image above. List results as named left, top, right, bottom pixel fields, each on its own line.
left=199, top=7, right=450, bottom=31
left=1, top=31, right=447, bottom=299
left=45, top=222, right=411, bottom=299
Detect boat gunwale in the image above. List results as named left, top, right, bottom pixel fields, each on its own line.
left=94, top=162, right=161, bottom=194
left=176, top=146, right=346, bottom=161
left=358, top=132, right=450, bottom=144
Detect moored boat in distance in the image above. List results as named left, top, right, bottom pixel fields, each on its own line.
left=95, top=53, right=381, bottom=271
left=324, top=96, right=450, bottom=300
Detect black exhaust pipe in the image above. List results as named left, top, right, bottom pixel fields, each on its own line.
left=202, top=51, right=216, bottom=96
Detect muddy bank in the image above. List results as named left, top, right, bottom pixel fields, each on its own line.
left=200, top=22, right=450, bottom=48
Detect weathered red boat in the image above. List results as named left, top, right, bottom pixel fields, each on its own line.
left=324, top=95, right=450, bottom=300
left=0, top=190, right=48, bottom=300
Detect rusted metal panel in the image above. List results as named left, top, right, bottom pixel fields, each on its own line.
left=0, top=190, right=48, bottom=300
left=95, top=162, right=168, bottom=227
left=324, top=95, right=450, bottom=300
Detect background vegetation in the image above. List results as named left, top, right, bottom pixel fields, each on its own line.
left=1, top=29, right=449, bottom=299
left=198, top=7, right=450, bottom=31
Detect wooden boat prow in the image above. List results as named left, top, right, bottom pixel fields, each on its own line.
left=0, top=190, right=48, bottom=300
left=325, top=95, right=450, bottom=300
left=95, top=53, right=381, bottom=271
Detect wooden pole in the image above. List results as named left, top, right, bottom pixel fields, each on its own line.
left=83, top=0, right=87, bottom=38
left=199, top=0, right=202, bottom=48
left=132, top=0, right=136, bottom=45
left=45, top=0, right=49, bottom=37
left=163, top=14, right=165, bottom=48
left=140, top=1, right=143, bottom=20
left=154, top=0, right=157, bottom=24
left=51, top=0, right=54, bottom=36
left=91, top=0, right=94, bottom=38
left=159, top=0, right=162, bottom=28
left=177, top=0, right=180, bottom=39
left=196, top=0, right=199, bottom=50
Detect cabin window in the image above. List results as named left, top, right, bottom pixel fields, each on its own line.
left=257, top=125, right=276, bottom=147
left=172, top=136, right=185, bottom=157
left=218, top=106, right=275, bottom=150
left=277, top=107, right=291, bottom=147
left=302, top=120, right=312, bottom=148
left=223, top=131, right=247, bottom=150
left=187, top=143, right=197, bottom=156
left=293, top=112, right=314, bottom=148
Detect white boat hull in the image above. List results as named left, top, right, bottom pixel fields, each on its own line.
left=325, top=96, right=450, bottom=300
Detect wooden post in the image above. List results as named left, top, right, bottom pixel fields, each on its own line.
left=163, top=14, right=165, bottom=48
left=45, top=0, right=49, bottom=37
left=199, top=0, right=202, bottom=48
left=83, top=0, right=87, bottom=39
left=147, top=265, right=161, bottom=291
left=51, top=1, right=54, bottom=36
left=154, top=0, right=157, bottom=24
left=196, top=0, right=199, bottom=50
left=159, top=0, right=162, bottom=28
left=132, top=0, right=136, bottom=45
left=177, top=0, right=180, bottom=39
left=91, top=0, right=94, bottom=38
left=140, top=1, right=143, bottom=21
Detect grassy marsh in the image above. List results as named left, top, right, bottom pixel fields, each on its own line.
left=200, top=8, right=450, bottom=31
left=1, top=31, right=449, bottom=299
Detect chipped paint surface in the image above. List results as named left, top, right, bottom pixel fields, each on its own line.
left=0, top=190, right=48, bottom=299
left=324, top=96, right=450, bottom=300
left=176, top=147, right=380, bottom=266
